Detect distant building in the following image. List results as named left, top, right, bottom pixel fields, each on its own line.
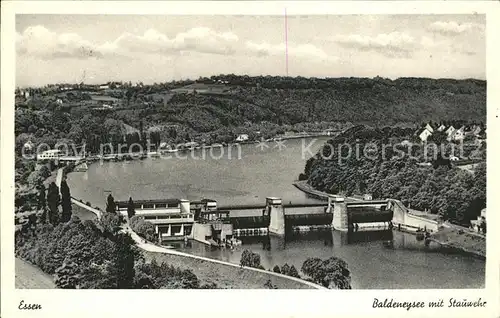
left=450, top=126, right=465, bottom=141
left=466, top=125, right=482, bottom=137
left=445, top=126, right=456, bottom=141
left=236, top=134, right=249, bottom=142
left=425, top=123, right=434, bottom=133
left=37, top=149, right=64, bottom=161
left=470, top=208, right=486, bottom=234
left=417, top=127, right=433, bottom=142
left=116, top=199, right=194, bottom=241
left=436, top=124, right=446, bottom=132
left=99, top=84, right=110, bottom=90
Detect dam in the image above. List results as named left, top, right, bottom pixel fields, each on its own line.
left=116, top=194, right=422, bottom=246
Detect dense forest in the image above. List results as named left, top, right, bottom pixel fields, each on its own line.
left=303, top=126, right=486, bottom=225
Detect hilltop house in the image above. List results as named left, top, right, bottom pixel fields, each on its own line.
left=465, top=125, right=482, bottom=137
left=449, top=126, right=465, bottom=141
left=424, top=123, right=434, bottom=133
left=470, top=208, right=486, bottom=234
left=436, top=124, right=446, bottom=132
left=445, top=126, right=456, bottom=140
left=417, top=126, right=433, bottom=142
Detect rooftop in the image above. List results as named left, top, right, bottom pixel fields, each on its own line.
left=40, top=149, right=63, bottom=154
left=115, top=198, right=186, bottom=207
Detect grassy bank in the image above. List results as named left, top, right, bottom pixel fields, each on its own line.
left=429, top=227, right=486, bottom=259
left=142, top=251, right=316, bottom=289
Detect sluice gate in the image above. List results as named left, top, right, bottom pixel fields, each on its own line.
left=222, top=196, right=393, bottom=235
left=284, top=213, right=333, bottom=227
left=229, top=214, right=270, bottom=229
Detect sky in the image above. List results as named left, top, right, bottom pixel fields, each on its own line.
left=15, top=14, right=485, bottom=87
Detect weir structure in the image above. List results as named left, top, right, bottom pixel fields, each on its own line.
left=117, top=194, right=437, bottom=245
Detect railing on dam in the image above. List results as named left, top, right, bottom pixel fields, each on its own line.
left=217, top=202, right=328, bottom=210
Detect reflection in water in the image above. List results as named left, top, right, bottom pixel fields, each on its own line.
left=285, top=228, right=334, bottom=246
left=236, top=229, right=395, bottom=249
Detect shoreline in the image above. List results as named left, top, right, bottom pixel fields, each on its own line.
left=74, top=133, right=333, bottom=163
left=292, top=180, right=486, bottom=260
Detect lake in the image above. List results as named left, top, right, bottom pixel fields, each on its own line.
left=67, top=137, right=485, bottom=289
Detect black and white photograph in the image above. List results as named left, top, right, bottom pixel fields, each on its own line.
left=1, top=1, right=499, bottom=317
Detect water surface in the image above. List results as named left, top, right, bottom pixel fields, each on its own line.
left=67, top=137, right=485, bottom=289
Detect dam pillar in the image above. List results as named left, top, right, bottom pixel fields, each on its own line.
left=326, top=195, right=337, bottom=213
left=388, top=199, right=406, bottom=226
left=331, top=197, right=348, bottom=231
left=267, top=197, right=285, bottom=236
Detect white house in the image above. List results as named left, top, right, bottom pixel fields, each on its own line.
left=418, top=128, right=433, bottom=142
left=470, top=208, right=486, bottom=234
left=470, top=125, right=482, bottom=137
left=451, top=126, right=465, bottom=141
left=236, top=134, right=249, bottom=142
left=437, top=124, right=446, bottom=132
left=116, top=199, right=194, bottom=241
left=425, top=123, right=434, bottom=133
left=445, top=126, right=456, bottom=141
left=37, top=149, right=64, bottom=161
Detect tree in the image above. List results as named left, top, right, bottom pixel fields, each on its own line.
left=46, top=182, right=60, bottom=225
left=100, top=212, right=122, bottom=236
left=110, top=233, right=136, bottom=289
left=239, top=249, right=263, bottom=269
left=301, top=257, right=351, bottom=289
left=37, top=184, right=47, bottom=222
left=60, top=180, right=72, bottom=222
left=106, top=194, right=116, bottom=214
left=272, top=265, right=281, bottom=273
left=27, top=213, right=37, bottom=236
left=54, top=260, right=80, bottom=289
left=288, top=265, right=300, bottom=278
left=127, top=197, right=136, bottom=219
left=280, top=263, right=291, bottom=276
